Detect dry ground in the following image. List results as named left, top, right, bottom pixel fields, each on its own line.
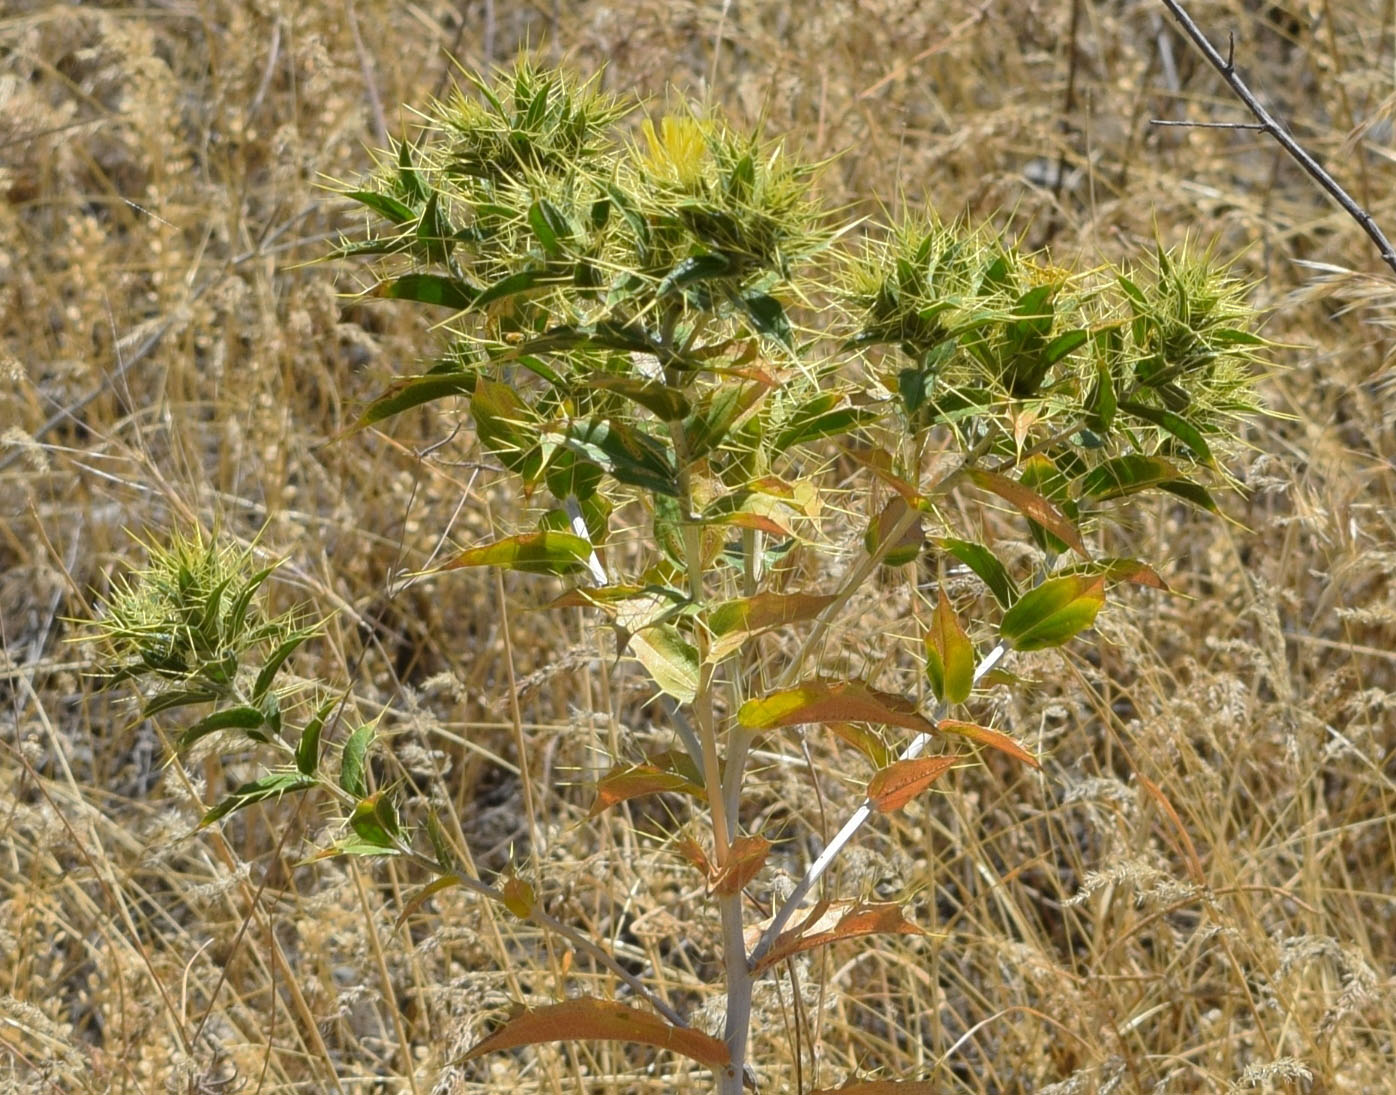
left=2, top=2, right=1394, bottom=1093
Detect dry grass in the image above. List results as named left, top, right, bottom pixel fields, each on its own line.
left=3, top=2, right=1394, bottom=1093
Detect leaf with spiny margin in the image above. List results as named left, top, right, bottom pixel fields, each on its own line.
left=349, top=791, right=399, bottom=849
left=629, top=624, right=699, bottom=703
left=867, top=756, right=957, bottom=813
left=740, top=292, right=792, bottom=347
left=1118, top=401, right=1214, bottom=465
left=965, top=468, right=1087, bottom=556
left=353, top=369, right=477, bottom=429
left=199, top=771, right=316, bottom=828
left=143, top=688, right=220, bottom=718
left=1076, top=454, right=1180, bottom=501
left=296, top=694, right=339, bottom=776
left=705, top=591, right=837, bottom=661
left=585, top=375, right=690, bottom=421
left=177, top=705, right=266, bottom=751
left=750, top=900, right=926, bottom=975
left=829, top=723, right=894, bottom=769
left=739, top=679, right=937, bottom=735
left=924, top=590, right=974, bottom=705
left=461, top=997, right=730, bottom=1069
left=345, top=189, right=416, bottom=225
left=554, top=418, right=679, bottom=497
left=527, top=198, right=569, bottom=257
left=1000, top=574, right=1105, bottom=651
left=935, top=537, right=1018, bottom=607
left=373, top=273, right=478, bottom=310
left=253, top=629, right=313, bottom=702
left=442, top=531, right=593, bottom=576
left=658, top=253, right=733, bottom=296
left=587, top=755, right=704, bottom=818
left=935, top=719, right=1039, bottom=768
left=339, top=724, right=374, bottom=798
left=1158, top=478, right=1218, bottom=512
left=711, top=835, right=771, bottom=896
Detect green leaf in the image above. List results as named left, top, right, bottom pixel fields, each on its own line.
left=935, top=537, right=1018, bottom=607
left=373, top=274, right=478, bottom=310
left=1118, top=401, right=1215, bottom=465
left=1158, top=478, right=1219, bottom=512
left=354, top=370, right=477, bottom=429
left=474, top=269, right=550, bottom=311
left=416, top=192, right=453, bottom=264
left=177, top=705, right=266, bottom=751
left=630, top=624, right=700, bottom=704
left=1042, top=328, right=1089, bottom=366
left=349, top=791, right=401, bottom=848
left=1076, top=454, right=1180, bottom=501
left=740, top=293, right=792, bottom=348
left=339, top=724, right=374, bottom=798
left=397, top=138, right=427, bottom=203
left=442, top=531, right=593, bottom=576
left=658, top=253, right=733, bottom=296
left=296, top=695, right=339, bottom=776
left=527, top=198, right=570, bottom=257
left=345, top=189, right=416, bottom=225
left=999, top=574, right=1105, bottom=651
left=252, top=630, right=312, bottom=702
left=585, top=375, right=691, bottom=421
left=200, top=771, right=316, bottom=828
left=142, top=688, right=219, bottom=718
left=775, top=404, right=875, bottom=451
left=556, top=418, right=679, bottom=497
left=924, top=590, right=974, bottom=705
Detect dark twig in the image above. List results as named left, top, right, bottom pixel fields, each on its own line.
left=1157, top=0, right=1396, bottom=277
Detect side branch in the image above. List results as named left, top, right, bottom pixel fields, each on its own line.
left=748, top=641, right=1010, bottom=970
left=1157, top=0, right=1396, bottom=276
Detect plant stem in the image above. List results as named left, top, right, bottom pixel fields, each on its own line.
left=749, top=641, right=1008, bottom=969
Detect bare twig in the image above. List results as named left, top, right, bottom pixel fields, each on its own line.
left=1157, top=0, right=1396, bottom=276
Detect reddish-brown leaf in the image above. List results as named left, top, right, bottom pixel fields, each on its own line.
left=866, top=756, right=957, bottom=813
left=935, top=719, right=1040, bottom=769
left=461, top=996, right=730, bottom=1069
left=752, top=900, right=926, bottom=975
left=501, top=876, right=536, bottom=918
left=588, top=761, right=704, bottom=818
left=965, top=467, right=1087, bottom=556
left=809, top=1082, right=941, bottom=1095
left=711, top=835, right=771, bottom=896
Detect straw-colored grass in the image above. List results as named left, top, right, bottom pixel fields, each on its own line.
left=3, top=2, right=1393, bottom=1092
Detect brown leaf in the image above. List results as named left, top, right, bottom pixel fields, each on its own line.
left=752, top=900, right=926, bottom=975
left=935, top=720, right=1040, bottom=769
left=711, top=835, right=771, bottom=896
left=461, top=996, right=730, bottom=1069
left=809, top=1082, right=941, bottom=1094
left=866, top=755, right=957, bottom=813
left=965, top=467, right=1087, bottom=556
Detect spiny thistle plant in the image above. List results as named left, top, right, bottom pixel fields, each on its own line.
left=90, top=58, right=1270, bottom=1093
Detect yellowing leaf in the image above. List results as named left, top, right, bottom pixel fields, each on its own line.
left=1000, top=574, right=1105, bottom=651
left=966, top=467, right=1087, bottom=556
left=501, top=876, right=536, bottom=918
left=738, top=680, right=937, bottom=736
left=866, top=755, right=957, bottom=813
left=711, top=835, right=772, bottom=896
left=442, top=531, right=592, bottom=576
left=461, top=996, right=730, bottom=1069
left=705, top=591, right=837, bottom=660
left=828, top=722, right=894, bottom=769
left=863, top=496, right=925, bottom=567
left=630, top=624, right=700, bottom=703
left=750, top=900, right=925, bottom=975
left=935, top=719, right=1039, bottom=768
left=924, top=590, right=974, bottom=705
